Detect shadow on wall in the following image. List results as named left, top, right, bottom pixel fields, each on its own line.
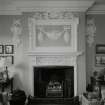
left=13, top=62, right=29, bottom=93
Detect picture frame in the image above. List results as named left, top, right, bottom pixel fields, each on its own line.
left=5, top=45, right=14, bottom=54
left=95, top=55, right=105, bottom=66
left=5, top=56, right=14, bottom=66
left=0, top=56, right=5, bottom=63
left=96, top=44, right=105, bottom=54
left=0, top=45, right=4, bottom=54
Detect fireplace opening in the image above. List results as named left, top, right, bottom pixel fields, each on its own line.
left=34, top=66, right=74, bottom=98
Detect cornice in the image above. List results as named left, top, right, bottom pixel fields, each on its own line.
left=87, top=4, right=105, bottom=14
left=0, top=1, right=94, bottom=15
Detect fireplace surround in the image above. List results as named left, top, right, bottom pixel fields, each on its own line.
left=28, top=53, right=80, bottom=97
left=27, top=8, right=85, bottom=97
left=27, top=9, right=85, bottom=105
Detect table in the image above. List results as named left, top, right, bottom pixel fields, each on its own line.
left=82, top=94, right=103, bottom=105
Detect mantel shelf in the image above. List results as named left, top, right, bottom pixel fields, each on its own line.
left=27, top=50, right=84, bottom=57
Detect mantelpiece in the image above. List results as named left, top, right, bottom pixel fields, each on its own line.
left=28, top=54, right=77, bottom=96
left=23, top=0, right=94, bottom=97
left=27, top=9, right=84, bottom=96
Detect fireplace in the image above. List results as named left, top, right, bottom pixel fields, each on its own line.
left=34, top=66, right=74, bottom=98
left=27, top=9, right=83, bottom=97
left=27, top=66, right=79, bottom=105
left=26, top=9, right=84, bottom=104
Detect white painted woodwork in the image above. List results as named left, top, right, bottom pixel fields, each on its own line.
left=0, top=1, right=94, bottom=15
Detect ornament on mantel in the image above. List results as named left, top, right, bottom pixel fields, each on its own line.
left=38, top=30, right=44, bottom=43
left=64, top=26, right=71, bottom=43
left=86, top=17, right=96, bottom=47
left=10, top=19, right=22, bottom=48
left=38, top=27, right=63, bottom=41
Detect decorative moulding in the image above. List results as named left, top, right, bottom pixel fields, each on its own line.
left=87, top=4, right=105, bottom=14
left=27, top=51, right=84, bottom=57
left=10, top=19, right=22, bottom=48
left=0, top=1, right=94, bottom=15
left=28, top=53, right=78, bottom=96
left=28, top=15, right=79, bottom=53
left=0, top=10, right=22, bottom=15
left=86, top=17, right=96, bottom=47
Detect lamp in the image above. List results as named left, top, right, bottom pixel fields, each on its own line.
left=0, top=57, right=9, bottom=80
left=0, top=57, right=5, bottom=72
left=0, top=57, right=15, bottom=80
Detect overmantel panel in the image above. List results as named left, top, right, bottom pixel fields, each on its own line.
left=28, top=11, right=79, bottom=53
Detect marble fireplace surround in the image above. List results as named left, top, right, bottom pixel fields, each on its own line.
left=28, top=52, right=83, bottom=96
left=25, top=0, right=94, bottom=96
left=27, top=10, right=82, bottom=96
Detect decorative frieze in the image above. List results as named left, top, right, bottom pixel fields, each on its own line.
left=36, top=55, right=76, bottom=66
left=32, top=11, right=74, bottom=20
left=37, top=25, right=71, bottom=43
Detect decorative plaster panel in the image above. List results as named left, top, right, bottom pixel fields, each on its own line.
left=10, top=19, right=23, bottom=48
left=36, top=55, right=76, bottom=66
left=32, top=11, right=74, bottom=20
left=28, top=11, right=79, bottom=52
left=86, top=17, right=96, bottom=47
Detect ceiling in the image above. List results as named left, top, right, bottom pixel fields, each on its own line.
left=0, top=0, right=105, bottom=3
left=0, top=0, right=105, bottom=4
left=0, top=0, right=105, bottom=14
left=96, top=0, right=105, bottom=3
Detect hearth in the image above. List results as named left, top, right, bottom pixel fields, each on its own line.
left=34, top=66, right=74, bottom=98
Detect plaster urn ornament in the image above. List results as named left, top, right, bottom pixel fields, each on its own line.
left=64, top=26, right=71, bottom=43
left=38, top=28, right=44, bottom=43
left=38, top=26, right=64, bottom=41
left=11, top=19, right=22, bottom=48
left=48, top=11, right=59, bottom=19
left=45, top=30, right=63, bottom=40
left=86, top=17, right=96, bottom=47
